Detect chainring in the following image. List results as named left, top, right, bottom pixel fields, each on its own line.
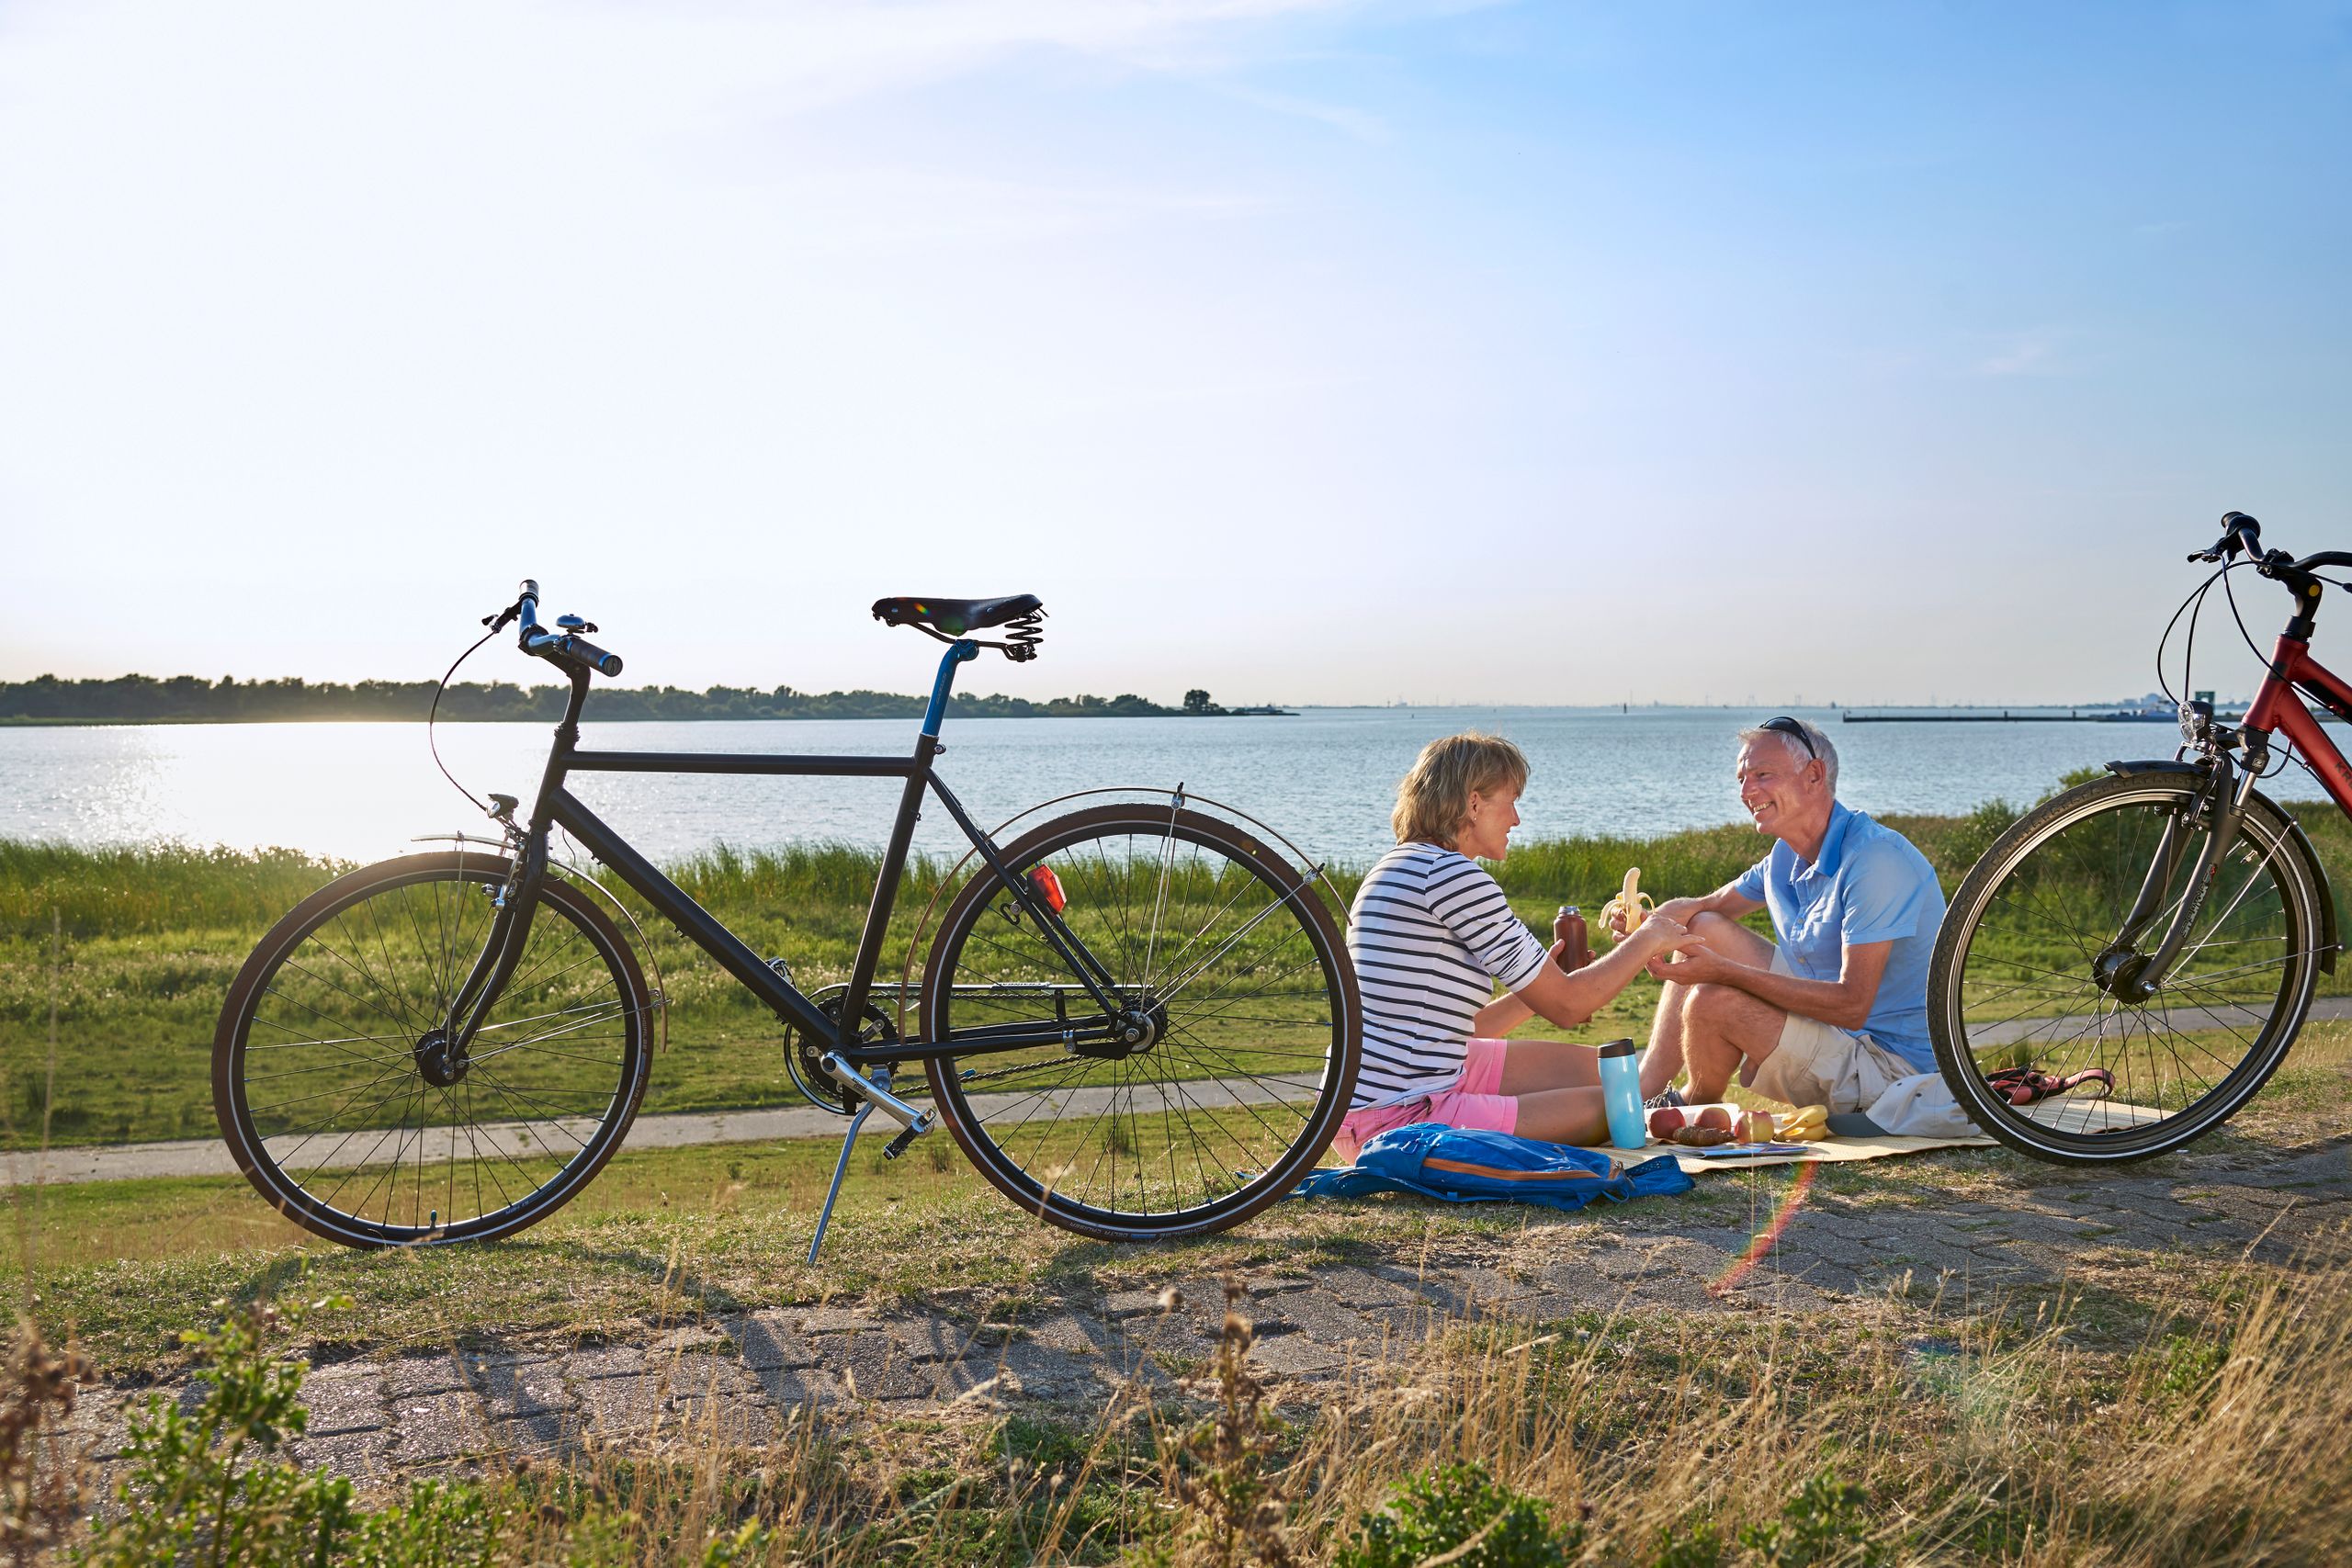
left=784, top=987, right=901, bottom=1116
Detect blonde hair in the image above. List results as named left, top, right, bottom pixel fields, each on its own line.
left=1392, top=732, right=1530, bottom=846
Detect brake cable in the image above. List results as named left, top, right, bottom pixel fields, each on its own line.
left=428, top=622, right=503, bottom=814
left=2154, top=564, right=2224, bottom=708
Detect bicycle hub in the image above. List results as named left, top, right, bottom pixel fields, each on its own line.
left=1074, top=1001, right=1170, bottom=1060
left=413, top=1029, right=470, bottom=1088
left=2092, top=946, right=2158, bottom=1004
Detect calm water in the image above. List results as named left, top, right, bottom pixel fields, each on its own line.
left=0, top=708, right=2297, bottom=868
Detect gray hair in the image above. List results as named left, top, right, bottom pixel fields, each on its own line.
left=1737, top=718, right=1838, bottom=794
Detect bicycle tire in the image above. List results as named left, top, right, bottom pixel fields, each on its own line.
left=1928, top=773, right=2324, bottom=1164
left=214, top=850, right=652, bottom=1247
left=920, top=805, right=1361, bottom=1240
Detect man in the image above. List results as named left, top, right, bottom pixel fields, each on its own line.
left=1616, top=716, right=1945, bottom=1114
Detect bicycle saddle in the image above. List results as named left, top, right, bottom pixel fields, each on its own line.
left=871, top=594, right=1042, bottom=637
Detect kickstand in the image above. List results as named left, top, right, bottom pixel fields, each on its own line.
left=808, top=1102, right=875, bottom=1265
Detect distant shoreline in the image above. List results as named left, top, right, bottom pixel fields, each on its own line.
left=0, top=709, right=1299, bottom=728
left=0, top=673, right=1296, bottom=726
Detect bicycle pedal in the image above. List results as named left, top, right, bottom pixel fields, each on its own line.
left=882, top=1124, right=923, bottom=1160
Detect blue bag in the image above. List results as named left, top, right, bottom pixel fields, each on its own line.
left=1289, top=1122, right=1692, bottom=1213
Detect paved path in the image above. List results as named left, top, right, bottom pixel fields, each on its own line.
left=60, top=1133, right=2352, bottom=1495
left=1, top=1073, right=1327, bottom=1187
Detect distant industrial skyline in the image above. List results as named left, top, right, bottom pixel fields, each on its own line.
left=3, top=1, right=2346, bottom=706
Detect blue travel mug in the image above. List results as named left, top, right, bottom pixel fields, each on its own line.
left=1596, top=1039, right=1647, bottom=1150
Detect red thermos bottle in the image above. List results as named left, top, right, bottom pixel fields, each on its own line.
left=1554, top=905, right=1594, bottom=972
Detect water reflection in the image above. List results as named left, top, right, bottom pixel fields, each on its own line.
left=0, top=709, right=2303, bottom=866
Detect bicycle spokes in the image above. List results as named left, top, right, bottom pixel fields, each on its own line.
left=926, top=810, right=1354, bottom=1235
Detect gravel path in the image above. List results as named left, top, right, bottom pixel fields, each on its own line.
left=60, top=1133, right=2352, bottom=1494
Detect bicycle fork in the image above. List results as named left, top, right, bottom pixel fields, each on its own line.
left=423, top=840, right=551, bottom=1087
left=2096, top=750, right=2253, bottom=1004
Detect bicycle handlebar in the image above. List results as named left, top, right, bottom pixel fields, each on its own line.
left=499, top=577, right=625, bottom=679
left=2184, top=513, right=2352, bottom=602
left=2188, top=512, right=2264, bottom=564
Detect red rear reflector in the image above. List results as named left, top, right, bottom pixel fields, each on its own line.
left=1028, top=865, right=1067, bottom=913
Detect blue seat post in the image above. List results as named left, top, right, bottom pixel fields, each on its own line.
left=922, top=640, right=979, bottom=737
left=829, top=637, right=978, bottom=1043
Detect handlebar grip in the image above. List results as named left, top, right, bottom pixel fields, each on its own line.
left=558, top=635, right=623, bottom=678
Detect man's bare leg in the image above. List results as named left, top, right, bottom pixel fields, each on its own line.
left=1643, top=913, right=1777, bottom=1098
left=1679, top=982, right=1790, bottom=1102
left=1643, top=982, right=1691, bottom=1097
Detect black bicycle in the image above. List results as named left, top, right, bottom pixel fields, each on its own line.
left=213, top=582, right=1362, bottom=1252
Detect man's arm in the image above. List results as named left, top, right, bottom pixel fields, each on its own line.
left=1645, top=937, right=1894, bottom=1031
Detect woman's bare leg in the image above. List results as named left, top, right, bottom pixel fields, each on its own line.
left=1507, top=1085, right=1611, bottom=1145
left=1495, top=1037, right=1602, bottom=1095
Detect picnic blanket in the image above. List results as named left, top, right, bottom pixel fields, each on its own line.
left=1583, top=1126, right=1993, bottom=1175
left=1610, top=1089, right=2165, bottom=1172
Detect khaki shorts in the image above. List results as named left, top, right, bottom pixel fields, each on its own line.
left=1744, top=949, right=1915, bottom=1112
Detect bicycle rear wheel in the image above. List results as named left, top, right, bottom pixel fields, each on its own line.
left=1928, top=772, right=2324, bottom=1164
left=921, top=805, right=1360, bottom=1240
left=214, top=850, right=652, bottom=1246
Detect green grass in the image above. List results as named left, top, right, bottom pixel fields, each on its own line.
left=11, top=783, right=2352, bottom=1150
left=1, top=1134, right=1539, bottom=1380
left=15, top=1018, right=2351, bottom=1383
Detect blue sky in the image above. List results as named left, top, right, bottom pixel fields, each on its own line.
left=2, top=0, right=2346, bottom=705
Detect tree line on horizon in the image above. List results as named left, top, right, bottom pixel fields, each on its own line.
left=0, top=672, right=1250, bottom=724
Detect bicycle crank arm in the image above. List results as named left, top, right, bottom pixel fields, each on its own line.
left=818, top=1051, right=935, bottom=1134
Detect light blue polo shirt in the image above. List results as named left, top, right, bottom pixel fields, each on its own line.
left=1730, top=801, right=1945, bottom=1073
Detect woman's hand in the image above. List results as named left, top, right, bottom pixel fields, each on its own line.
left=1635, top=912, right=1706, bottom=959
left=1606, top=892, right=1705, bottom=943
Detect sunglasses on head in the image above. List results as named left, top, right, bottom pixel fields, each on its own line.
left=1759, top=716, right=1817, bottom=759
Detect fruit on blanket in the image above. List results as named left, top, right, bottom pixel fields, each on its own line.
left=1647, top=1107, right=1688, bottom=1138
left=1778, top=1104, right=1829, bottom=1142
left=1736, top=1110, right=1776, bottom=1142
left=1693, top=1105, right=1734, bottom=1133
left=1601, top=866, right=1655, bottom=936
left=1666, top=1124, right=1736, bottom=1146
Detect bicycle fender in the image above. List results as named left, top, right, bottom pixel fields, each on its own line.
left=2263, top=789, right=2341, bottom=976
left=2104, top=761, right=2339, bottom=975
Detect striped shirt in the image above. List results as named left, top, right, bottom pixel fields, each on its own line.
left=1346, top=841, right=1550, bottom=1110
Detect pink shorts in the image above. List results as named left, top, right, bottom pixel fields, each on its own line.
left=1332, top=1038, right=1517, bottom=1164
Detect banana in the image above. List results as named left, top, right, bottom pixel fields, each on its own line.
left=1601, top=865, right=1656, bottom=936
left=1778, top=1104, right=1829, bottom=1142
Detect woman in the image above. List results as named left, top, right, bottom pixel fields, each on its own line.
left=1335, top=732, right=1703, bottom=1160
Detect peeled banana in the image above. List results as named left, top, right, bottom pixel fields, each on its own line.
left=1601, top=866, right=1656, bottom=935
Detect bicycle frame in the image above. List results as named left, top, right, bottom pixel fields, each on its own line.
left=2098, top=604, right=2352, bottom=1003
left=2244, top=634, right=2352, bottom=810
left=437, top=637, right=1129, bottom=1066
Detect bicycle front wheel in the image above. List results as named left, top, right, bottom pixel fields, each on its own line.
left=214, top=850, right=652, bottom=1247
left=1928, top=772, right=2324, bottom=1164
left=921, top=805, right=1360, bottom=1240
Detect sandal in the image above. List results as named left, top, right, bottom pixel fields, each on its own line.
left=1984, top=1066, right=2115, bottom=1106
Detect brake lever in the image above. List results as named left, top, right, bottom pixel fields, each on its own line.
left=481, top=603, right=521, bottom=631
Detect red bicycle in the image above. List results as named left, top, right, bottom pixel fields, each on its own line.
left=1929, top=512, right=2348, bottom=1163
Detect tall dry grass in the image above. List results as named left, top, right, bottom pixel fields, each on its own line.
left=21, top=1223, right=2346, bottom=1564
